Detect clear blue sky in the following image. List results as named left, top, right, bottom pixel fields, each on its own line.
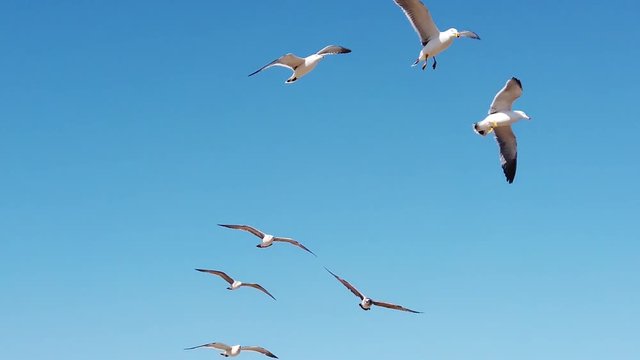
left=1, top=1, right=639, bottom=359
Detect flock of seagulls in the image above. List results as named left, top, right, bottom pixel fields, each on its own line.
left=188, top=224, right=422, bottom=358
left=246, top=0, right=532, bottom=183
left=188, top=0, right=535, bottom=357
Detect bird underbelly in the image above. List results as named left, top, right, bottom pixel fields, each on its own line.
left=296, top=63, right=317, bottom=78
left=484, top=113, right=514, bottom=126
left=421, top=40, right=451, bottom=59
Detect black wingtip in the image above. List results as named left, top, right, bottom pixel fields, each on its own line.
left=511, top=77, right=522, bottom=90
left=502, top=159, right=517, bottom=184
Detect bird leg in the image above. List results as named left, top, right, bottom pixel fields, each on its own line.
left=421, top=61, right=427, bottom=71
left=432, top=57, right=437, bottom=70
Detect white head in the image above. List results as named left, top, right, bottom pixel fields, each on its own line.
left=514, top=110, right=532, bottom=120
left=447, top=28, right=460, bottom=38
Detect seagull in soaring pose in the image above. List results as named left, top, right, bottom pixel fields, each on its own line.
left=325, top=268, right=421, bottom=313
left=195, top=269, right=276, bottom=300
left=473, top=77, right=532, bottom=184
left=394, top=0, right=480, bottom=70
left=185, top=342, right=278, bottom=358
left=218, top=224, right=316, bottom=256
left=248, top=45, right=351, bottom=83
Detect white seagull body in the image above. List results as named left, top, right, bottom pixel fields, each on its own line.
left=185, top=342, right=278, bottom=358
left=394, top=0, right=480, bottom=70
left=248, top=45, right=351, bottom=83
left=473, top=77, right=532, bottom=183
left=325, top=268, right=421, bottom=313
left=195, top=269, right=276, bottom=300
left=218, top=224, right=316, bottom=256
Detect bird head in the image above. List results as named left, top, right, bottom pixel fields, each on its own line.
left=449, top=28, right=460, bottom=38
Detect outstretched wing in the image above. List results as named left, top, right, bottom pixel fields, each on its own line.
left=489, top=77, right=523, bottom=114
left=195, top=269, right=234, bottom=285
left=371, top=300, right=422, bottom=313
left=248, top=54, right=305, bottom=77
left=273, top=237, right=316, bottom=256
left=218, top=224, right=266, bottom=239
left=494, top=126, right=518, bottom=184
left=241, top=346, right=279, bottom=358
left=184, top=342, right=230, bottom=351
left=458, top=30, right=481, bottom=39
left=325, top=268, right=365, bottom=300
left=394, top=0, right=440, bottom=45
left=242, top=283, right=277, bottom=300
left=316, top=45, right=352, bottom=55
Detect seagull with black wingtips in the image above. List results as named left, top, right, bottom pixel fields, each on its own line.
left=325, top=268, right=421, bottom=313
left=194, top=269, right=276, bottom=300
left=248, top=45, right=351, bottom=83
left=394, top=0, right=480, bottom=70
left=218, top=224, right=316, bottom=256
left=473, top=77, right=532, bottom=184
left=185, top=342, right=278, bottom=358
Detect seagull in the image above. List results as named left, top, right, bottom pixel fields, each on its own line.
left=473, top=77, right=532, bottom=184
left=185, top=342, right=278, bottom=358
left=248, top=45, right=351, bottom=83
left=325, top=268, right=421, bottom=313
left=218, top=224, right=316, bottom=256
left=394, top=0, right=480, bottom=70
left=195, top=269, right=276, bottom=300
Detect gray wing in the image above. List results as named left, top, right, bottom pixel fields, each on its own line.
left=316, top=45, right=352, bottom=55
left=494, top=126, right=518, bottom=184
left=489, top=77, right=523, bottom=114
left=240, top=346, right=279, bottom=358
left=218, top=224, right=266, bottom=239
left=394, top=0, right=440, bottom=45
left=242, top=283, right=277, bottom=300
left=195, top=269, right=234, bottom=285
left=458, top=30, right=481, bottom=39
left=273, top=237, right=316, bottom=256
left=185, top=342, right=230, bottom=351
left=325, top=268, right=365, bottom=300
left=248, top=54, right=305, bottom=77
left=371, top=300, right=422, bottom=313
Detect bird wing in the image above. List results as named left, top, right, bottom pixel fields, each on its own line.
left=184, top=342, right=230, bottom=351
left=240, top=346, right=279, bottom=358
left=195, top=269, right=234, bottom=285
left=371, top=300, right=422, bottom=313
left=242, top=283, right=277, bottom=300
left=458, top=30, right=481, bottom=39
left=316, top=45, right=352, bottom=55
left=394, top=0, right=440, bottom=46
left=218, top=224, right=266, bottom=239
left=325, top=268, right=365, bottom=300
left=273, top=237, right=316, bottom=256
left=494, top=126, right=518, bottom=184
left=248, top=54, right=305, bottom=77
left=488, top=77, right=523, bottom=114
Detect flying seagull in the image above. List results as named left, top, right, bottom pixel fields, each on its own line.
left=185, top=342, right=278, bottom=358
left=218, top=224, right=316, bottom=256
left=394, top=0, right=480, bottom=70
left=248, top=45, right=351, bottom=83
left=195, top=269, right=276, bottom=300
left=473, top=77, right=532, bottom=184
left=325, top=268, right=421, bottom=313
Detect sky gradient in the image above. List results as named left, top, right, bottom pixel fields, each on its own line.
left=1, top=1, right=639, bottom=359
